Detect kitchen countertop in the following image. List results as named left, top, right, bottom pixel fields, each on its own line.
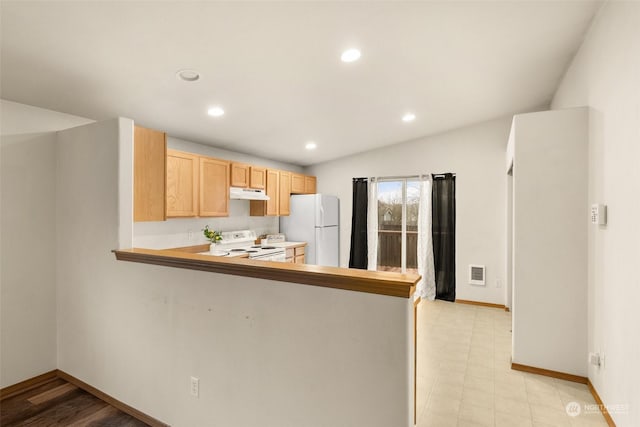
left=113, top=247, right=419, bottom=298
left=267, top=241, right=307, bottom=249
left=167, top=242, right=306, bottom=258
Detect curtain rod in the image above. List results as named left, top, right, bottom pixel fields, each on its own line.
left=370, top=174, right=428, bottom=181
left=356, top=173, right=456, bottom=182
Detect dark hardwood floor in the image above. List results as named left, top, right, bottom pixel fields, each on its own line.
left=1, top=378, right=150, bottom=426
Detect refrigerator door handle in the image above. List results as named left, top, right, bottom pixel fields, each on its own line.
left=319, top=205, right=325, bottom=227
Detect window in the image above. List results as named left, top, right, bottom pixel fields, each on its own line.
left=376, top=178, right=420, bottom=274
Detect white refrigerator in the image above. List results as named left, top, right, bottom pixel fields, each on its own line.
left=280, top=194, right=339, bottom=267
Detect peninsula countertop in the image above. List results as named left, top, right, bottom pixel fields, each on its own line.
left=113, top=247, right=419, bottom=298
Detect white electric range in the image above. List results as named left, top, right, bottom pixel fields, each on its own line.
left=199, top=230, right=286, bottom=262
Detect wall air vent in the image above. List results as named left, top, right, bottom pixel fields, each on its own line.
left=469, top=265, right=486, bottom=286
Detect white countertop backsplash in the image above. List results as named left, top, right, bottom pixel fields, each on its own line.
left=133, top=200, right=279, bottom=249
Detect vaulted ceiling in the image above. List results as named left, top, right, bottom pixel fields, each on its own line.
left=1, top=1, right=600, bottom=165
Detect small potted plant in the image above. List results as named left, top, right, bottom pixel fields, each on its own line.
left=203, top=225, right=223, bottom=252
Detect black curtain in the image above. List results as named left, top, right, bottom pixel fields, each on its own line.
left=349, top=178, right=368, bottom=269
left=432, top=173, right=456, bottom=301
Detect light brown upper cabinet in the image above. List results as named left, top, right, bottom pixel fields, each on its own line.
left=166, top=149, right=199, bottom=217
left=250, top=169, right=279, bottom=216
left=134, top=126, right=167, bottom=222
left=230, top=162, right=250, bottom=188
left=304, top=175, right=317, bottom=194
left=279, top=171, right=291, bottom=216
left=249, top=166, right=266, bottom=189
left=200, top=156, right=230, bottom=217
left=162, top=143, right=316, bottom=218
left=231, top=162, right=267, bottom=190
left=291, top=173, right=305, bottom=194
left=291, top=173, right=317, bottom=195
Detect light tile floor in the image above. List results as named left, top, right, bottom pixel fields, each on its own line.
left=416, top=300, right=608, bottom=427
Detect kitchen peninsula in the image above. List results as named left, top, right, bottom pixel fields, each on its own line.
left=114, top=247, right=419, bottom=298
left=112, top=243, right=420, bottom=426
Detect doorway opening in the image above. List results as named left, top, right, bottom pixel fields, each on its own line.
left=376, top=178, right=420, bottom=274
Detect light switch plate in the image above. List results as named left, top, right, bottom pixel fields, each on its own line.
left=591, top=204, right=607, bottom=225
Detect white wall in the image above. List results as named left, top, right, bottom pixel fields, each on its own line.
left=0, top=99, right=94, bottom=134
left=55, top=119, right=414, bottom=426
left=510, top=108, right=588, bottom=377
left=1, top=133, right=58, bottom=387
left=307, top=117, right=511, bottom=305
left=551, top=3, right=640, bottom=426
left=505, top=172, right=513, bottom=312
left=132, top=136, right=303, bottom=249
left=0, top=100, right=92, bottom=387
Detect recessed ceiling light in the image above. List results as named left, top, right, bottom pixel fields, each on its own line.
left=305, top=142, right=317, bottom=150
left=176, top=69, right=200, bottom=82
left=402, top=113, right=416, bottom=123
left=341, top=48, right=361, bottom=63
left=207, top=106, right=225, bottom=117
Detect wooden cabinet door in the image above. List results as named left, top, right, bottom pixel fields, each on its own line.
left=249, top=166, right=266, bottom=189
left=200, top=157, right=229, bottom=217
left=134, top=126, right=166, bottom=222
left=279, top=171, right=291, bottom=216
left=291, top=173, right=305, bottom=194
left=304, top=175, right=317, bottom=194
left=252, top=168, right=279, bottom=216
left=166, top=149, right=198, bottom=217
left=230, top=163, right=249, bottom=188
left=265, top=169, right=280, bottom=216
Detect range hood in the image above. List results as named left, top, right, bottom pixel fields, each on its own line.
left=229, top=187, right=270, bottom=201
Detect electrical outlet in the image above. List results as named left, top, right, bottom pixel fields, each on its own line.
left=188, top=230, right=194, bottom=241
left=496, top=279, right=502, bottom=288
left=190, top=376, right=199, bottom=397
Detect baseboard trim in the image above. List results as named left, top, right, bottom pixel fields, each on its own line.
left=56, top=370, right=169, bottom=427
left=511, top=364, right=615, bottom=425
left=511, top=362, right=587, bottom=384
left=1, top=370, right=169, bottom=426
left=587, top=379, right=617, bottom=427
left=0, top=370, right=58, bottom=400
left=456, top=299, right=507, bottom=310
